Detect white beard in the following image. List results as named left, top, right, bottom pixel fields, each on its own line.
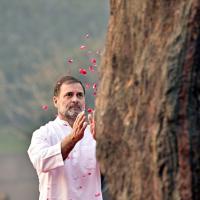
left=65, top=107, right=82, bottom=119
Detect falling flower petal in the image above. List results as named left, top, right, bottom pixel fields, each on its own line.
left=85, top=33, right=89, bottom=38
left=88, top=172, right=92, bottom=175
left=85, top=83, right=90, bottom=89
left=67, top=58, right=73, bottom=64
left=80, top=45, right=86, bottom=50
left=95, top=192, right=101, bottom=197
left=41, top=105, right=48, bottom=110
left=87, top=108, right=93, bottom=113
left=79, top=68, right=87, bottom=75
left=93, top=83, right=97, bottom=90
left=90, top=58, right=97, bottom=65
left=89, top=66, right=95, bottom=72
left=93, top=92, right=97, bottom=96
left=96, top=50, right=101, bottom=55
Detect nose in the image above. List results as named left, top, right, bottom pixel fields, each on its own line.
left=71, top=94, right=78, bottom=102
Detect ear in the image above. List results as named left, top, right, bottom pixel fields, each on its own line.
left=53, top=96, right=58, bottom=107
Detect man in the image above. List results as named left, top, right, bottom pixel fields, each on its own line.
left=28, top=76, right=102, bottom=200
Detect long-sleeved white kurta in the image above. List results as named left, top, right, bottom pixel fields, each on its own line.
left=28, top=117, right=102, bottom=200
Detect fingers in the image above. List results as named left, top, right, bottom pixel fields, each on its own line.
left=72, top=111, right=87, bottom=142
left=88, top=110, right=95, bottom=123
left=78, top=114, right=86, bottom=128
left=87, top=110, right=96, bottom=140
left=80, top=121, right=88, bottom=133
left=73, top=111, right=85, bottom=128
left=88, top=113, right=92, bottom=124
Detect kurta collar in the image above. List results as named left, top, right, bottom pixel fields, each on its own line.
left=55, top=116, right=70, bottom=126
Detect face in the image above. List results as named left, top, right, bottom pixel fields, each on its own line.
left=53, top=83, right=85, bottom=121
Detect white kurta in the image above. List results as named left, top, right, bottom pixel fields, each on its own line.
left=28, top=117, right=102, bottom=200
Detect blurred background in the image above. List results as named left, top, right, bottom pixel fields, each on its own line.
left=0, top=0, right=109, bottom=199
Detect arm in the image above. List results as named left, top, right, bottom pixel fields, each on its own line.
left=28, top=112, right=87, bottom=173
left=27, top=127, right=64, bottom=173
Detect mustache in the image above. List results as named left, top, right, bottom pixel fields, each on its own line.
left=68, top=103, right=82, bottom=109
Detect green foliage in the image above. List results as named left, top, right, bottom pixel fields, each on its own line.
left=0, top=0, right=109, bottom=145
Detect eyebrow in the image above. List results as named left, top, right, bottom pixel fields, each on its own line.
left=65, top=91, right=84, bottom=95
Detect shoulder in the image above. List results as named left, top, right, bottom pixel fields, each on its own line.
left=32, top=119, right=57, bottom=137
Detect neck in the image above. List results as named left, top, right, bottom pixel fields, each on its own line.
left=57, top=113, right=75, bottom=128
left=66, top=118, right=75, bottom=128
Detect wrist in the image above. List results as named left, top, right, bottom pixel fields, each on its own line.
left=70, top=133, right=78, bottom=145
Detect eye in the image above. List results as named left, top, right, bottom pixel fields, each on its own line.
left=65, top=92, right=73, bottom=97
left=77, top=92, right=84, bottom=98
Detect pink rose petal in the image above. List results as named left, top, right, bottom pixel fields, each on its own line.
left=67, top=58, right=73, bottom=64
left=87, top=108, right=93, bottom=113
left=93, top=83, right=97, bottom=90
left=85, top=83, right=90, bottom=89
left=79, top=68, right=87, bottom=75
left=89, top=66, right=95, bottom=72
left=41, top=105, right=48, bottom=110
left=95, top=192, right=101, bottom=197
left=80, top=45, right=86, bottom=50
left=90, top=58, right=97, bottom=65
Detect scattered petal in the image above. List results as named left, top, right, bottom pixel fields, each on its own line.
left=87, top=108, right=93, bottom=113
left=95, top=192, right=101, bottom=197
left=85, top=83, right=90, bottom=89
left=80, top=45, right=86, bottom=50
left=88, top=172, right=92, bottom=175
left=96, top=50, right=101, bottom=55
left=85, top=33, right=89, bottom=38
left=90, top=58, right=97, bottom=65
left=93, top=83, right=97, bottom=90
left=79, top=68, right=87, bottom=75
left=67, top=58, right=73, bottom=64
left=93, top=92, right=97, bottom=96
left=41, top=105, right=48, bottom=110
left=89, top=66, right=95, bottom=72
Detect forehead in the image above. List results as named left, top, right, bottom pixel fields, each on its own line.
left=60, top=82, right=84, bottom=93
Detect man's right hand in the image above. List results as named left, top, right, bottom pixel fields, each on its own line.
left=61, top=111, right=87, bottom=160
left=71, top=111, right=88, bottom=142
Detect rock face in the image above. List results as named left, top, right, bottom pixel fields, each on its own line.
left=96, top=1, right=200, bottom=200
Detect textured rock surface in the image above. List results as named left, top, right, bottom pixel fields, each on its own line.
left=96, top=1, right=200, bottom=200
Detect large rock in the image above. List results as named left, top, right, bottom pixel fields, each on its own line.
left=96, top=0, right=200, bottom=200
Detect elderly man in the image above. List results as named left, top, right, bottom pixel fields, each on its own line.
left=28, top=76, right=102, bottom=200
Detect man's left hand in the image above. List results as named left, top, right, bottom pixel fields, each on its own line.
left=88, top=111, right=96, bottom=140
